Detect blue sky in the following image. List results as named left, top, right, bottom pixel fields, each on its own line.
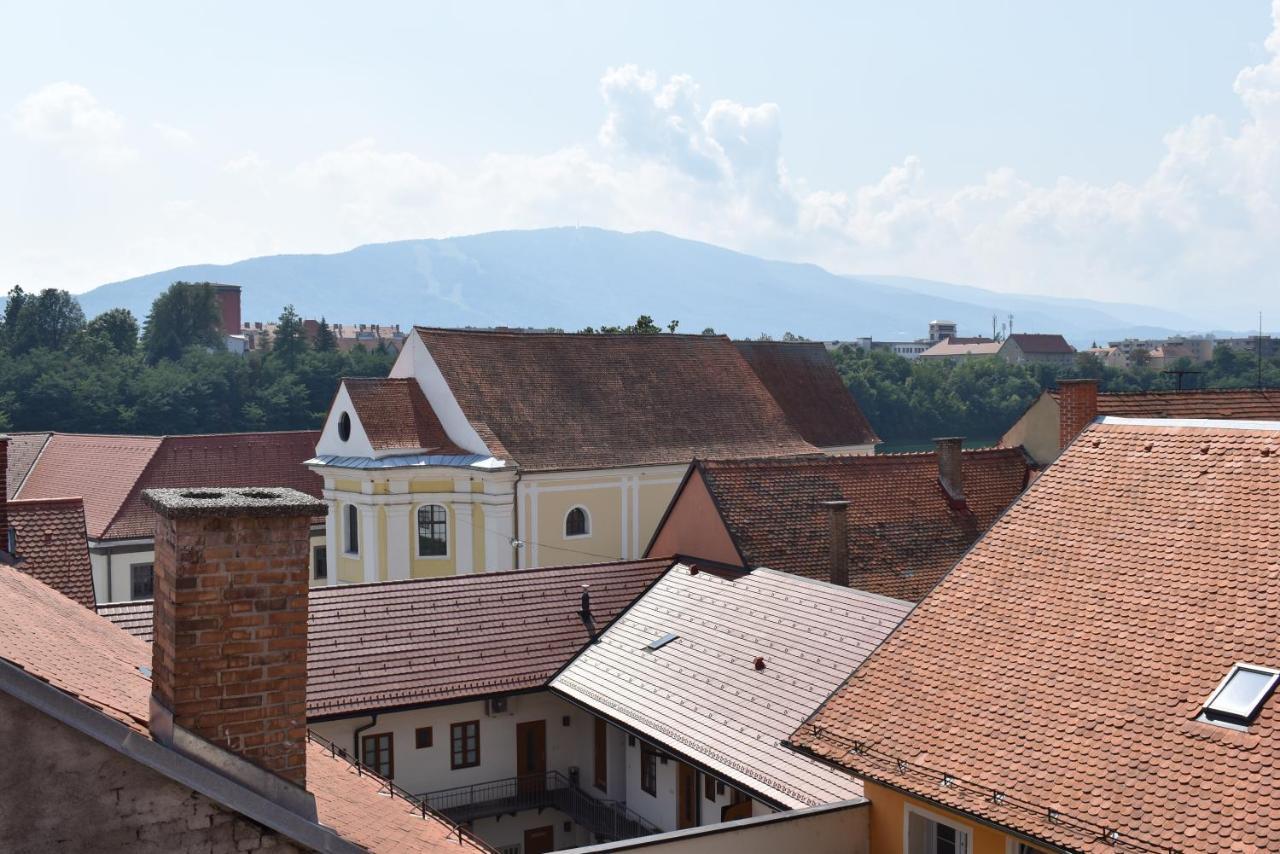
left=3, top=1, right=1279, bottom=324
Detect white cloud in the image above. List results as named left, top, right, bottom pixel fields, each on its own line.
left=223, top=151, right=268, bottom=175
left=11, top=82, right=136, bottom=163
left=152, top=122, right=195, bottom=148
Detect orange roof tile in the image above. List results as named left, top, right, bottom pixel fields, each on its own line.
left=694, top=448, right=1030, bottom=601
left=791, top=418, right=1280, bottom=853
left=344, top=378, right=467, bottom=454
left=1051, top=386, right=1280, bottom=420
left=416, top=328, right=820, bottom=471
left=4, top=431, right=51, bottom=499
left=6, top=497, right=94, bottom=608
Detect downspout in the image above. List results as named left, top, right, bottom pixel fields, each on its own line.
left=353, top=713, right=378, bottom=765
left=511, top=469, right=522, bottom=569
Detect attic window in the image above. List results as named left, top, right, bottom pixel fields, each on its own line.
left=1200, top=663, right=1280, bottom=728
left=338, top=411, right=351, bottom=442
left=646, top=632, right=678, bottom=651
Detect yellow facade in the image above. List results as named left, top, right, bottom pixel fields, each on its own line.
left=864, top=780, right=1042, bottom=854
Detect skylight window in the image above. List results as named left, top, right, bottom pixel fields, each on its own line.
left=1200, top=663, right=1280, bottom=727
left=646, top=632, right=678, bottom=651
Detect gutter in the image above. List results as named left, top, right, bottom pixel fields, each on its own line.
left=353, top=713, right=378, bottom=763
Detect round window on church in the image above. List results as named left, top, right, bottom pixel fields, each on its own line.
left=338, top=411, right=351, bottom=441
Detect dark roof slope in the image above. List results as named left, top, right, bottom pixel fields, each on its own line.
left=1006, top=332, right=1074, bottom=354
left=697, top=448, right=1030, bottom=601
left=5, top=497, right=95, bottom=608
left=791, top=419, right=1280, bottom=854
left=344, top=377, right=466, bottom=453
left=416, top=328, right=819, bottom=470
left=102, top=558, right=674, bottom=717
left=732, top=340, right=879, bottom=447
left=5, top=432, right=51, bottom=499
left=1051, top=386, right=1280, bottom=420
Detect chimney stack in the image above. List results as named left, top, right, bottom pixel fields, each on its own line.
left=0, top=434, right=10, bottom=555
left=1057, top=379, right=1099, bottom=451
left=143, top=487, right=324, bottom=796
left=934, top=437, right=965, bottom=504
left=819, top=500, right=850, bottom=587
left=212, top=284, right=242, bottom=336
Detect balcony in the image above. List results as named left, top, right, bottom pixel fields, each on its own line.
left=421, top=771, right=660, bottom=842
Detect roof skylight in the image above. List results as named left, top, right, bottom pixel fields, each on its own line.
left=646, top=632, right=678, bottom=651
left=1200, top=663, right=1280, bottom=727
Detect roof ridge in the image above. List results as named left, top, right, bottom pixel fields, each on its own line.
left=415, top=325, right=731, bottom=341
left=6, top=495, right=85, bottom=508
left=312, top=557, right=676, bottom=595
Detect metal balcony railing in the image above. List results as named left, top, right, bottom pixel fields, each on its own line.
left=421, top=771, right=660, bottom=842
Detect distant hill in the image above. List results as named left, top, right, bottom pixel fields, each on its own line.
left=76, top=228, right=1197, bottom=346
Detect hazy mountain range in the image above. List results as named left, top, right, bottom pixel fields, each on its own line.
left=77, top=228, right=1204, bottom=347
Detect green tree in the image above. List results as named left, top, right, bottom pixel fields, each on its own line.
left=142, top=282, right=222, bottom=363
left=83, top=307, right=139, bottom=354
left=6, top=288, right=86, bottom=355
left=271, top=304, right=307, bottom=364
left=314, top=316, right=337, bottom=351
left=1, top=285, right=28, bottom=349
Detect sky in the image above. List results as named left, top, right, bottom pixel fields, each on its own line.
left=3, top=1, right=1279, bottom=325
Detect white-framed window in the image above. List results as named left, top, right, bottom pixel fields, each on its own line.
left=1005, top=840, right=1051, bottom=854
left=417, top=504, right=449, bottom=557
left=130, top=563, right=154, bottom=600
left=564, top=505, right=591, bottom=539
left=345, top=504, right=359, bottom=555
left=905, top=804, right=970, bottom=854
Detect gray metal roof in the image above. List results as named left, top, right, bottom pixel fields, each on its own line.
left=306, top=453, right=506, bottom=471
left=550, top=564, right=912, bottom=809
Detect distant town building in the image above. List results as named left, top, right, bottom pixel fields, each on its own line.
left=996, top=332, right=1075, bottom=365
left=828, top=320, right=968, bottom=361
left=916, top=336, right=1002, bottom=361
left=210, top=283, right=248, bottom=353
left=240, top=320, right=408, bottom=354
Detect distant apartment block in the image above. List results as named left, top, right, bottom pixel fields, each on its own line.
left=827, top=319, right=962, bottom=360
left=240, top=319, right=409, bottom=353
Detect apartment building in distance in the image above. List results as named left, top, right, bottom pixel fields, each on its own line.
left=308, top=329, right=878, bottom=584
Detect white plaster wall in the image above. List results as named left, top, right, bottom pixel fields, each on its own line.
left=623, top=737, right=680, bottom=833
left=315, top=383, right=376, bottom=459
left=472, top=808, right=594, bottom=853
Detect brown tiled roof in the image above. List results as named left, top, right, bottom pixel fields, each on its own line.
left=1050, top=386, right=1280, bottom=420
left=102, top=431, right=322, bottom=540
left=416, top=328, right=819, bottom=471
left=791, top=419, right=1280, bottom=853
left=1006, top=332, right=1074, bottom=354
left=0, top=562, right=486, bottom=853
left=918, top=338, right=1002, bottom=358
left=5, top=432, right=51, bottom=498
left=103, top=558, right=674, bottom=717
left=16, top=431, right=322, bottom=541
left=16, top=434, right=162, bottom=537
left=694, top=448, right=1030, bottom=601
left=732, top=341, right=879, bottom=447
left=95, top=599, right=154, bottom=642
left=552, top=564, right=910, bottom=809
left=344, top=378, right=466, bottom=453
left=6, top=497, right=94, bottom=608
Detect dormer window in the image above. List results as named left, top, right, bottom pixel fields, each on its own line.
left=565, top=506, right=590, bottom=538
left=337, top=411, right=351, bottom=442
left=1200, top=663, right=1279, bottom=728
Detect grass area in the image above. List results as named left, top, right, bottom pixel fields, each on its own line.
left=875, top=436, right=999, bottom=454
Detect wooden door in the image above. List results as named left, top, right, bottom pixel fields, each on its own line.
left=516, top=719, right=547, bottom=796
left=524, top=825, right=555, bottom=854
left=677, top=762, right=699, bottom=829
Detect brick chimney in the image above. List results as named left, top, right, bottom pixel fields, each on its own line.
left=819, top=500, right=850, bottom=587
left=143, top=486, right=323, bottom=798
left=212, top=284, right=242, bottom=335
left=1058, top=379, right=1099, bottom=450
left=0, top=434, right=10, bottom=555
left=934, top=437, right=965, bottom=504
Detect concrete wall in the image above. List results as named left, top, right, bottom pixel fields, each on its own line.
left=621, top=732, right=766, bottom=834
left=562, top=799, right=869, bottom=854
left=999, top=392, right=1059, bottom=466
left=0, top=691, right=302, bottom=854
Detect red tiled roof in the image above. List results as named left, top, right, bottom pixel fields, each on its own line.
left=732, top=341, right=879, bottom=448
left=791, top=419, right=1280, bottom=853
left=102, top=558, right=674, bottom=717
left=95, top=599, right=154, bottom=642
left=16, top=434, right=162, bottom=537
left=102, top=431, right=322, bottom=540
left=1050, top=386, right=1280, bottom=420
left=694, top=448, right=1030, bottom=602
left=1006, top=332, right=1074, bottom=354
left=416, top=328, right=820, bottom=471
left=6, top=497, right=94, bottom=608
left=0, top=562, right=485, bottom=853
left=5, top=432, right=51, bottom=499
left=344, top=378, right=466, bottom=453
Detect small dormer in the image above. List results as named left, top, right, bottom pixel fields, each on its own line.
left=317, top=378, right=468, bottom=460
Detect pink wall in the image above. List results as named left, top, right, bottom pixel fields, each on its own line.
left=647, top=468, right=743, bottom=567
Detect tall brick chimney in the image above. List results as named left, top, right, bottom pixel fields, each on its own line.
left=0, top=434, right=10, bottom=555
left=934, top=437, right=965, bottom=504
left=819, top=499, right=850, bottom=587
left=143, top=486, right=323, bottom=797
left=1057, top=379, right=1099, bottom=451
left=212, top=284, right=242, bottom=336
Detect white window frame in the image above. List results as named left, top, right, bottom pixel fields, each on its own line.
left=1200, top=662, right=1280, bottom=726
left=904, top=803, right=971, bottom=854
left=564, top=504, right=592, bottom=540
left=415, top=503, right=450, bottom=559
left=344, top=504, right=359, bottom=556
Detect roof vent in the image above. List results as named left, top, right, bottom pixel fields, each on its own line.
left=646, top=632, right=678, bottom=651
left=1199, top=663, right=1279, bottom=728
left=753, top=656, right=766, bottom=671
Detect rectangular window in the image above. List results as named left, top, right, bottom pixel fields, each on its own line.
left=451, top=720, right=480, bottom=769
left=704, top=774, right=717, bottom=802
left=361, top=732, right=394, bottom=779
left=593, top=717, right=608, bottom=792
left=640, top=744, right=658, bottom=796
left=415, top=726, right=433, bottom=749
left=313, top=544, right=328, bottom=580
left=906, top=806, right=970, bottom=854
left=130, top=563, right=154, bottom=599
left=345, top=505, right=359, bottom=555
left=417, top=505, right=448, bottom=557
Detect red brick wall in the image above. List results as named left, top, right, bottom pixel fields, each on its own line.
left=152, top=513, right=310, bottom=787
left=1058, top=380, right=1099, bottom=450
